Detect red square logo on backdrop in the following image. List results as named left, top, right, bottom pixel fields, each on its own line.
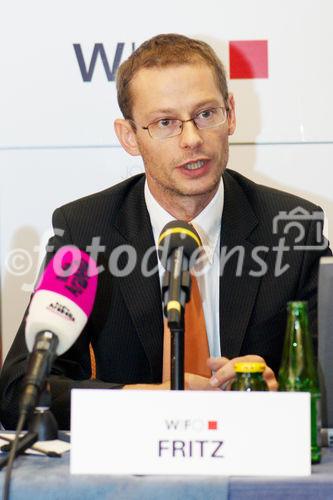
left=208, top=420, right=218, bottom=430
left=229, top=40, right=268, bottom=79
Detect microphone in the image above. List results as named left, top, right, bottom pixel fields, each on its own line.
left=158, top=221, right=201, bottom=328
left=20, top=245, right=98, bottom=417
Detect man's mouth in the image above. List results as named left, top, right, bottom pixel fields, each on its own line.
left=183, top=160, right=205, bottom=171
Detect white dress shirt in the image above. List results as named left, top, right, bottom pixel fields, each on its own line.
left=144, top=179, right=224, bottom=358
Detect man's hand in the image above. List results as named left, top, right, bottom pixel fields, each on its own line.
left=184, top=373, right=218, bottom=390
left=123, top=381, right=170, bottom=390
left=123, top=355, right=278, bottom=391
left=123, top=374, right=214, bottom=391
left=207, top=355, right=278, bottom=391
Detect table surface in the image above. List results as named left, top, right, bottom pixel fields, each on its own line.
left=0, top=447, right=332, bottom=500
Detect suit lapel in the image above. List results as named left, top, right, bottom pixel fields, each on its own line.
left=112, top=177, right=164, bottom=380
left=219, top=171, right=264, bottom=358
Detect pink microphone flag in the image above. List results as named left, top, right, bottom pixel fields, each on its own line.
left=35, top=246, right=98, bottom=317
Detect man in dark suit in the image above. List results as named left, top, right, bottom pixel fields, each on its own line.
left=0, top=34, right=330, bottom=429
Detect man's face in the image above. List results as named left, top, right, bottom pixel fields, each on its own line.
left=121, top=63, right=235, bottom=204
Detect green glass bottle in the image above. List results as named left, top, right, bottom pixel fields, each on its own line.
left=231, top=362, right=268, bottom=391
left=278, top=301, right=321, bottom=464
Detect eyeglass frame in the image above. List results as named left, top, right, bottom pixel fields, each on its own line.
left=128, top=105, right=229, bottom=140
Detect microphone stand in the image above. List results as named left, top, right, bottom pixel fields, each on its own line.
left=170, top=324, right=185, bottom=390
left=162, top=249, right=192, bottom=390
left=27, top=385, right=58, bottom=441
left=0, top=384, right=59, bottom=469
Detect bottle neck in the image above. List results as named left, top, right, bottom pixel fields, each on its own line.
left=236, top=372, right=263, bottom=378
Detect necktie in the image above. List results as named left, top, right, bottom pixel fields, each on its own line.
left=89, top=343, right=96, bottom=379
left=163, top=274, right=211, bottom=381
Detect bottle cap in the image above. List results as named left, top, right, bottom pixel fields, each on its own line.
left=234, top=362, right=266, bottom=373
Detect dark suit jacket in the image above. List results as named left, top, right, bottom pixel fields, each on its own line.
left=0, top=169, right=330, bottom=429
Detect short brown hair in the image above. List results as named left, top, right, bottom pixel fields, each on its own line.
left=116, top=33, right=229, bottom=119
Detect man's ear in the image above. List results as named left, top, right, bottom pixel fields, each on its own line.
left=227, top=93, right=236, bottom=136
left=114, top=119, right=141, bottom=156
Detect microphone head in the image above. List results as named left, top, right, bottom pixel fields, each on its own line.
left=25, top=246, right=98, bottom=355
left=158, top=220, right=201, bottom=269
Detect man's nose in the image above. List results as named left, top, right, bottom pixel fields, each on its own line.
left=178, top=120, right=204, bottom=149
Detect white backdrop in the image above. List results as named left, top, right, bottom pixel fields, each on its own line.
left=1, top=0, right=332, bottom=358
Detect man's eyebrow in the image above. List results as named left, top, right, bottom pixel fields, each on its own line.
left=192, top=99, right=223, bottom=111
left=146, top=108, right=178, bottom=120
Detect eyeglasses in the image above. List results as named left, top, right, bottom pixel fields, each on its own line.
left=138, top=106, right=228, bottom=140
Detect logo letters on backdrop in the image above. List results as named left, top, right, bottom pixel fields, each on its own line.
left=73, top=43, right=136, bottom=82
left=73, top=40, right=269, bottom=83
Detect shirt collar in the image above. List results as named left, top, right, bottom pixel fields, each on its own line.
left=144, top=178, right=224, bottom=264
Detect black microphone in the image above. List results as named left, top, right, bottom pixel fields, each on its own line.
left=20, top=332, right=59, bottom=418
left=158, top=221, right=201, bottom=328
left=20, top=246, right=98, bottom=417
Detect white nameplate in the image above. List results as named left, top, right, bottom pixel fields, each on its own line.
left=70, top=390, right=311, bottom=476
